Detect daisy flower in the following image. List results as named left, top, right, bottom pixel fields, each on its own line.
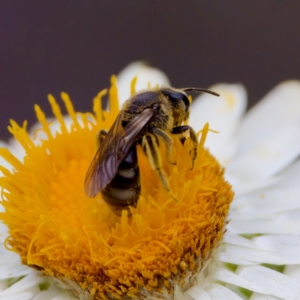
left=0, top=63, right=300, bottom=300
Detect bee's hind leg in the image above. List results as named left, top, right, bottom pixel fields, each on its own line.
left=171, top=125, right=198, bottom=169
left=142, top=133, right=177, bottom=202
left=152, top=128, right=176, bottom=165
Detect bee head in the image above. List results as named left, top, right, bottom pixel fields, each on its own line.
left=160, top=88, right=191, bottom=125
left=160, top=87, right=219, bottom=126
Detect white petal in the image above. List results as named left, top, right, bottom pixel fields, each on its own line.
left=32, top=290, right=57, bottom=300
left=0, top=235, right=33, bottom=281
left=249, top=293, right=281, bottom=300
left=212, top=267, right=261, bottom=293
left=251, top=235, right=300, bottom=263
left=274, top=159, right=300, bottom=189
left=226, top=121, right=300, bottom=191
left=223, top=232, right=264, bottom=249
left=33, top=287, right=76, bottom=300
left=213, top=265, right=300, bottom=299
left=284, top=265, right=300, bottom=281
left=224, top=175, right=275, bottom=197
left=0, top=292, right=35, bottom=300
left=0, top=142, right=8, bottom=149
left=230, top=188, right=300, bottom=220
left=0, top=258, right=32, bottom=280
left=51, top=294, right=77, bottom=300
left=252, top=234, right=300, bottom=251
left=236, top=80, right=300, bottom=154
left=237, top=266, right=300, bottom=300
left=227, top=216, right=300, bottom=235
left=0, top=272, right=41, bottom=296
left=117, top=62, right=170, bottom=105
left=218, top=251, right=256, bottom=266
left=219, top=233, right=262, bottom=265
left=32, top=290, right=58, bottom=300
left=206, top=283, right=243, bottom=300
left=221, top=242, right=300, bottom=265
left=185, top=286, right=212, bottom=300
left=221, top=233, right=300, bottom=265
left=189, top=84, right=247, bottom=165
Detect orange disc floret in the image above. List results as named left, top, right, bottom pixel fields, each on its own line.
left=0, top=77, right=233, bottom=300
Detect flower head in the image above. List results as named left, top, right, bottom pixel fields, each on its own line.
left=1, top=63, right=300, bottom=300
left=0, top=71, right=233, bottom=299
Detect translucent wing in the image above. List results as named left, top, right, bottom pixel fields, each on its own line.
left=84, top=107, right=157, bottom=197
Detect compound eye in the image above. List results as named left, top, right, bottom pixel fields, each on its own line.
left=161, top=89, right=190, bottom=112
left=182, top=94, right=190, bottom=112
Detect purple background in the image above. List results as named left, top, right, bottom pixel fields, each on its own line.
left=1, top=1, right=300, bottom=140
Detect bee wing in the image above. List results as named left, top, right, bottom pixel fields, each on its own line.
left=84, top=107, right=157, bottom=197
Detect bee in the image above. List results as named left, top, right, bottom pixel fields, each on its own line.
left=84, top=87, right=219, bottom=215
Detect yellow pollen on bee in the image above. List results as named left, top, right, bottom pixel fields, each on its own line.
left=0, top=76, right=233, bottom=299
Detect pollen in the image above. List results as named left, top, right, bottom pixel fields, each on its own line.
left=0, top=77, right=234, bottom=299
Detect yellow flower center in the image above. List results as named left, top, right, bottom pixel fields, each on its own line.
left=0, top=76, right=233, bottom=299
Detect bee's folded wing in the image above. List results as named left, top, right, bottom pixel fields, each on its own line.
left=84, top=107, right=157, bottom=197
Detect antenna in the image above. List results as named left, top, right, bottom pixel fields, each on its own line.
left=182, top=87, right=220, bottom=97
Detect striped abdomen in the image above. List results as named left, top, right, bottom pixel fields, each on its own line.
left=101, top=146, right=140, bottom=215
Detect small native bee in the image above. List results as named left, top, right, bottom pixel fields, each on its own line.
left=85, top=87, right=219, bottom=214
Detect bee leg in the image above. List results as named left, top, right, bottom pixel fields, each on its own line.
left=142, top=134, right=178, bottom=202
left=171, top=125, right=198, bottom=169
left=96, top=129, right=108, bottom=146
left=152, top=128, right=176, bottom=165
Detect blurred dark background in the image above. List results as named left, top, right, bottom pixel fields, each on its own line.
left=1, top=1, right=300, bottom=141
